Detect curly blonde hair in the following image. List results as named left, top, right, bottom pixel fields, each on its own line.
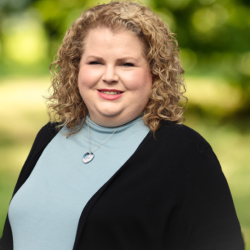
left=47, top=0, right=187, bottom=136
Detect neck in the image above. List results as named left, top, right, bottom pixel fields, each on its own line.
left=87, top=113, right=143, bottom=128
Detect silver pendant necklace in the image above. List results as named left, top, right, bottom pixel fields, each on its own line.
left=83, top=118, right=120, bottom=164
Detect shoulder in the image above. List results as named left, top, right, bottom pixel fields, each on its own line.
left=151, top=121, right=222, bottom=185
left=33, top=122, right=62, bottom=146
left=40, top=121, right=62, bottom=137
left=9, top=122, right=63, bottom=196
left=155, top=120, right=211, bottom=154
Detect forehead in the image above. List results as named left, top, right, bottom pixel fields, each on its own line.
left=83, top=27, right=144, bottom=56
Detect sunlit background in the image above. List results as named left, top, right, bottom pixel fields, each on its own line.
left=0, top=0, right=250, bottom=248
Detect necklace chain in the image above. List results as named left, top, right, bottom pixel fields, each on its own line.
left=87, top=118, right=120, bottom=153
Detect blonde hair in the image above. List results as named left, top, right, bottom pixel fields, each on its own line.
left=47, top=0, right=187, bottom=136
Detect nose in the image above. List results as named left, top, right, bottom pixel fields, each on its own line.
left=102, top=65, right=119, bottom=83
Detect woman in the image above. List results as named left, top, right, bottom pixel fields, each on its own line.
left=1, top=1, right=244, bottom=250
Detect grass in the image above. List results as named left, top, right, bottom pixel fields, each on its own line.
left=0, top=77, right=249, bottom=249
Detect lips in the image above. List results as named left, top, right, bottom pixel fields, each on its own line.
left=97, top=89, right=124, bottom=100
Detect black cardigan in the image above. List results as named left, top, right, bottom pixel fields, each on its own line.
left=0, top=121, right=244, bottom=250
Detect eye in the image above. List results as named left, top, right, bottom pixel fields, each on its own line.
left=89, top=61, right=100, bottom=65
left=122, top=62, right=134, bottom=67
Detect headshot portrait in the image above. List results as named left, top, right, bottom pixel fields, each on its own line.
left=0, top=0, right=249, bottom=249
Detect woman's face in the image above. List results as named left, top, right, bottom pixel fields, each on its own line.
left=78, top=27, right=152, bottom=127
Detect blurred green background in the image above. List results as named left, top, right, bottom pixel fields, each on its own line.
left=0, top=0, right=249, bottom=248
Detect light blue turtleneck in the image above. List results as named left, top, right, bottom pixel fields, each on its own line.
left=8, top=115, right=150, bottom=250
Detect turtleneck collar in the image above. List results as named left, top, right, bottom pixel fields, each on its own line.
left=86, top=114, right=144, bottom=134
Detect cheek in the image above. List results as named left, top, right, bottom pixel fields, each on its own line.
left=78, top=67, right=100, bottom=88
left=123, top=69, right=152, bottom=91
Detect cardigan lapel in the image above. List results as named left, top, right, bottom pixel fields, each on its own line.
left=72, top=129, right=153, bottom=250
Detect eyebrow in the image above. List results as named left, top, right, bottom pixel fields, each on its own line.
left=86, top=56, right=138, bottom=63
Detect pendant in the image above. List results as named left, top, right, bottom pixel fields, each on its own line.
left=83, top=152, right=94, bottom=164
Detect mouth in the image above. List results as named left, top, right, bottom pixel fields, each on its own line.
left=97, top=89, right=124, bottom=100
left=98, top=89, right=124, bottom=95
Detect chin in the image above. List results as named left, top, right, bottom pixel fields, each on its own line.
left=99, top=111, right=122, bottom=117
left=96, top=105, right=123, bottom=118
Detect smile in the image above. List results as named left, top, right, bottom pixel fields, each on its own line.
left=97, top=90, right=124, bottom=100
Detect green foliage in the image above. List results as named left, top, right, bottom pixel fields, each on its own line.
left=151, top=0, right=250, bottom=80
